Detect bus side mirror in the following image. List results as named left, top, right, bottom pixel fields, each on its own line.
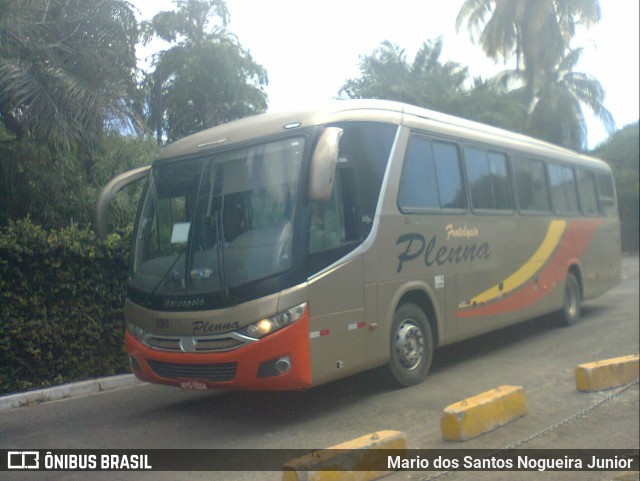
left=95, top=165, right=151, bottom=239
left=308, top=127, right=343, bottom=201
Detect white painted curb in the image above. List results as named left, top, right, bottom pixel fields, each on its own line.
left=0, top=374, right=142, bottom=411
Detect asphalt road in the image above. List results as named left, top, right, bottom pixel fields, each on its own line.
left=1, top=256, right=638, bottom=481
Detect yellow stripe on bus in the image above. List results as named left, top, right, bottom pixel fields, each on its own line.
left=459, top=220, right=567, bottom=308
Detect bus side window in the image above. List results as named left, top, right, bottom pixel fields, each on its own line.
left=576, top=169, right=599, bottom=216
left=398, top=135, right=466, bottom=212
left=309, top=173, right=345, bottom=254
left=464, top=147, right=513, bottom=211
left=513, top=156, right=550, bottom=213
left=309, top=166, right=360, bottom=253
left=547, top=163, right=579, bottom=215
left=398, top=136, right=439, bottom=210
left=307, top=167, right=361, bottom=275
left=432, top=141, right=467, bottom=210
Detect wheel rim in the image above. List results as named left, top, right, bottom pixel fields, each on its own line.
left=395, top=320, right=425, bottom=370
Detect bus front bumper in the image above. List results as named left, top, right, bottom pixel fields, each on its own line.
left=125, top=312, right=312, bottom=391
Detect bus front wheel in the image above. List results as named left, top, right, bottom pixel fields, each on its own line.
left=386, top=303, right=434, bottom=387
left=560, top=272, right=581, bottom=326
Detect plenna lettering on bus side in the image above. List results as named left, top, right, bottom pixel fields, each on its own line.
left=396, top=224, right=490, bottom=273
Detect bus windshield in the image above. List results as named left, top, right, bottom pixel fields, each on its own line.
left=131, top=136, right=305, bottom=297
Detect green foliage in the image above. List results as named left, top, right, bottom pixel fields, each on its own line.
left=458, top=77, right=529, bottom=133
left=456, top=0, right=601, bottom=86
left=526, top=48, right=614, bottom=150
left=340, top=39, right=468, bottom=111
left=0, top=0, right=144, bottom=151
left=340, top=39, right=529, bottom=133
left=143, top=0, right=268, bottom=143
left=593, top=122, right=640, bottom=252
left=0, top=0, right=155, bottom=231
left=0, top=132, right=158, bottom=229
left=0, top=218, right=131, bottom=395
left=455, top=0, right=611, bottom=150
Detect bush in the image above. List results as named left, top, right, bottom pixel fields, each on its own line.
left=0, top=218, right=131, bottom=395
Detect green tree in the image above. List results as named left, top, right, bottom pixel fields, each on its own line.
left=340, top=39, right=528, bottom=132
left=457, top=76, right=528, bottom=133
left=456, top=0, right=609, bottom=148
left=0, top=0, right=143, bottom=155
left=143, top=0, right=268, bottom=143
left=0, top=0, right=151, bottom=227
left=456, top=0, right=601, bottom=102
left=527, top=48, right=614, bottom=150
left=0, top=127, right=157, bottom=228
left=340, top=39, right=468, bottom=113
left=593, top=122, right=640, bottom=252
left=493, top=47, right=614, bottom=150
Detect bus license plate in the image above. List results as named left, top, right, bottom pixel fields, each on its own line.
left=180, top=381, right=208, bottom=391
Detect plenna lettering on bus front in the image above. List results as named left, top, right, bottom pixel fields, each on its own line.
left=396, top=224, right=490, bottom=273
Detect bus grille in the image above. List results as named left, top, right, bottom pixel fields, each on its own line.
left=147, top=360, right=238, bottom=382
left=144, top=335, right=244, bottom=352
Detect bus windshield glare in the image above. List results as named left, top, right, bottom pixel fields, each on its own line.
left=131, top=136, right=305, bottom=296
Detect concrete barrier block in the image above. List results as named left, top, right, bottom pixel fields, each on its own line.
left=575, top=354, right=639, bottom=392
left=282, top=430, right=407, bottom=481
left=441, top=385, right=527, bottom=441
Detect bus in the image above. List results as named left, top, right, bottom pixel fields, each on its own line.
left=96, top=100, right=621, bottom=391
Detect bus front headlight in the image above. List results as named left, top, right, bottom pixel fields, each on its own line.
left=241, top=302, right=307, bottom=339
left=127, top=322, right=146, bottom=340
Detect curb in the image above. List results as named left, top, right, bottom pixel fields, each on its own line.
left=0, top=374, right=141, bottom=411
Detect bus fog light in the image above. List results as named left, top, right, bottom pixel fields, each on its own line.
left=275, top=356, right=291, bottom=374
left=257, top=356, right=292, bottom=378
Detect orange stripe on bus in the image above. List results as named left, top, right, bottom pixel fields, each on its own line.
left=458, top=220, right=567, bottom=309
left=455, top=219, right=602, bottom=318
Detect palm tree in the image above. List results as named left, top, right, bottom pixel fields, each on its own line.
left=340, top=38, right=469, bottom=114
left=456, top=0, right=529, bottom=69
left=0, top=0, right=143, bottom=152
left=340, top=41, right=412, bottom=101
left=340, top=38, right=531, bottom=132
left=528, top=48, right=614, bottom=150
left=456, top=0, right=608, bottom=148
left=456, top=0, right=601, bottom=105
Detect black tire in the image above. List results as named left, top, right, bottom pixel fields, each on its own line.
left=559, top=271, right=581, bottom=326
left=385, top=303, right=434, bottom=387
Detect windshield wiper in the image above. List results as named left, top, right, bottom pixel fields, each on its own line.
left=213, top=210, right=230, bottom=301
left=212, top=165, right=230, bottom=301
left=151, top=250, right=186, bottom=295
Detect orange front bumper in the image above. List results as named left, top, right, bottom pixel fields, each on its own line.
left=126, top=311, right=312, bottom=391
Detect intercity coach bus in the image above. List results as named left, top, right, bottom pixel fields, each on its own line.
left=96, top=100, right=621, bottom=391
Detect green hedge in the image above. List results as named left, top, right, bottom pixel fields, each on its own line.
left=0, top=218, right=131, bottom=395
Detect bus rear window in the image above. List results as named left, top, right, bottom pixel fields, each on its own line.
left=576, top=169, right=599, bottom=216
left=596, top=172, right=617, bottom=216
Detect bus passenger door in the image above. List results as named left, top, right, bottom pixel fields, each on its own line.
left=306, top=165, right=368, bottom=386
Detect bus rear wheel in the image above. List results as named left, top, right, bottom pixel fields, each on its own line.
left=386, top=303, right=433, bottom=387
left=560, top=272, right=581, bottom=326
